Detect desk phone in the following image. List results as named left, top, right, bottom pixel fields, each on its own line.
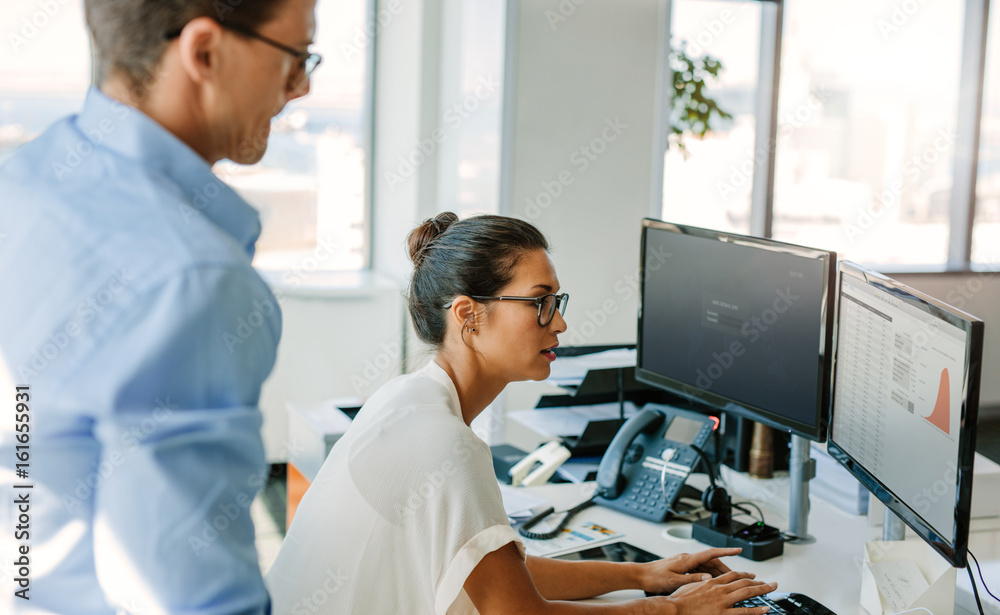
left=594, top=404, right=716, bottom=522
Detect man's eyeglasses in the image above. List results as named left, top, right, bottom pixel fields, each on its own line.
left=444, top=293, right=569, bottom=327
left=164, top=20, right=322, bottom=92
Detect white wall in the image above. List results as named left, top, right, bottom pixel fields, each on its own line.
left=498, top=0, right=671, bottom=425
left=501, top=0, right=669, bottom=347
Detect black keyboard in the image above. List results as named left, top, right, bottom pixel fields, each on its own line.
left=735, top=593, right=837, bottom=615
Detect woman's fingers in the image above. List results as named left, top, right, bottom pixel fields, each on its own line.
left=707, top=571, right=758, bottom=585
left=728, top=580, right=778, bottom=602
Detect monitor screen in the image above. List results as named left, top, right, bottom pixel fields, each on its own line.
left=635, top=219, right=836, bottom=441
left=829, top=262, right=984, bottom=567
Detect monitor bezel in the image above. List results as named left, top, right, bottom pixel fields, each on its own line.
left=634, top=218, right=836, bottom=442
left=828, top=261, right=984, bottom=568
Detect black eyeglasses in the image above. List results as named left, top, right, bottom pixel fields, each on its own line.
left=164, top=20, right=322, bottom=92
left=444, top=293, right=569, bottom=327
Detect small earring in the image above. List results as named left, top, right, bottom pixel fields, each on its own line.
left=471, top=328, right=476, bottom=332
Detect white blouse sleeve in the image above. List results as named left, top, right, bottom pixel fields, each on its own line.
left=346, top=402, right=524, bottom=614
left=436, top=524, right=526, bottom=614
left=427, top=421, right=525, bottom=614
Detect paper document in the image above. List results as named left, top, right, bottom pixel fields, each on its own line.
left=868, top=560, right=930, bottom=613
left=510, top=403, right=638, bottom=438
left=499, top=484, right=548, bottom=518
left=546, top=348, right=637, bottom=386
left=519, top=521, right=623, bottom=558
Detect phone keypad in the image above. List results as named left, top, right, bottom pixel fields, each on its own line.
left=620, top=474, right=670, bottom=519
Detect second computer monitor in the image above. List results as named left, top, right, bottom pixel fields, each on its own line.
left=635, top=219, right=836, bottom=441
left=828, top=262, right=984, bottom=567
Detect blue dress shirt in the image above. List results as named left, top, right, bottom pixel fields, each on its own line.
left=0, top=88, right=280, bottom=614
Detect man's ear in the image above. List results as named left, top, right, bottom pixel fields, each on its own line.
left=174, top=17, right=225, bottom=85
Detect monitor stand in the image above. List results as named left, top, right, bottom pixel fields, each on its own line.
left=787, top=435, right=817, bottom=544
left=882, top=509, right=906, bottom=541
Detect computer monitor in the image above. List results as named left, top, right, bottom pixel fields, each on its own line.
left=828, top=262, right=984, bottom=567
left=635, top=218, right=836, bottom=442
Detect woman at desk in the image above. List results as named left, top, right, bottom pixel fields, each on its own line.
left=266, top=213, right=777, bottom=614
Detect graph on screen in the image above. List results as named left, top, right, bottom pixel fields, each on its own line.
left=925, top=368, right=950, bottom=435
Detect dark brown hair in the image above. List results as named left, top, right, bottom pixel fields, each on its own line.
left=406, top=212, right=549, bottom=347
left=84, top=0, right=285, bottom=90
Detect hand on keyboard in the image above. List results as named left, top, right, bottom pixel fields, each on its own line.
left=658, top=571, right=778, bottom=614
left=639, top=546, right=743, bottom=595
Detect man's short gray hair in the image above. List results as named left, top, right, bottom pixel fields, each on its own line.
left=84, top=0, right=285, bottom=93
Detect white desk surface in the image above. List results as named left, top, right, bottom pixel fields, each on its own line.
left=518, top=481, right=999, bottom=614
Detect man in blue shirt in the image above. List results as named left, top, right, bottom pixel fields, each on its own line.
left=0, top=0, right=320, bottom=612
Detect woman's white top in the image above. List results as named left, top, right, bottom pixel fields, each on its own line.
left=265, top=360, right=525, bottom=614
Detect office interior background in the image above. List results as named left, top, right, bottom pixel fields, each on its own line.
left=3, top=0, right=1000, bottom=513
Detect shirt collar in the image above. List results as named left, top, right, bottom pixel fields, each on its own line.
left=423, top=360, right=464, bottom=422
left=75, top=87, right=262, bottom=258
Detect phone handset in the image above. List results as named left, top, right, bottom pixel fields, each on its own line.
left=596, top=408, right=666, bottom=499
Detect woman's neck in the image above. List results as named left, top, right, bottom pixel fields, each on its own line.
left=433, top=352, right=509, bottom=426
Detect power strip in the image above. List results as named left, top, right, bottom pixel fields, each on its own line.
left=691, top=517, right=785, bottom=561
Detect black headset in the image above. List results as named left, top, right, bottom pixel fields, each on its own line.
left=689, top=445, right=731, bottom=524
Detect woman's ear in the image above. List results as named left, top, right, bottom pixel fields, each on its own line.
left=447, top=296, right=479, bottom=334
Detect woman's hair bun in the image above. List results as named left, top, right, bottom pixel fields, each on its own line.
left=407, top=212, right=460, bottom=267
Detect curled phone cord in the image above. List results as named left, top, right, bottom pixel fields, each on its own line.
left=517, top=498, right=597, bottom=540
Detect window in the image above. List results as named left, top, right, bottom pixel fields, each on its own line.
left=237, top=1, right=370, bottom=273
left=0, top=3, right=91, bottom=164
left=0, top=3, right=370, bottom=274
left=662, top=0, right=762, bottom=234
left=975, top=1, right=1000, bottom=266
left=771, top=0, right=963, bottom=266
left=451, top=0, right=506, bottom=217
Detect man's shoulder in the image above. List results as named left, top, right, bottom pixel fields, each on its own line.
left=0, top=127, right=255, bottom=283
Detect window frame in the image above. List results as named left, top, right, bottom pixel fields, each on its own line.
left=661, top=0, right=992, bottom=274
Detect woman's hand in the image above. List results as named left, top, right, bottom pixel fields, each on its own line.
left=664, top=571, right=778, bottom=614
left=638, top=547, right=743, bottom=595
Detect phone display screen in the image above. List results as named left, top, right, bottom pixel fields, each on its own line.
left=663, top=416, right=703, bottom=445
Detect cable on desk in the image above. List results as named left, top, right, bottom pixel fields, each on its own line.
left=968, top=549, right=997, bottom=608
left=517, top=498, right=596, bottom=541
left=778, top=532, right=800, bottom=543
left=967, top=562, right=985, bottom=615
left=732, top=501, right=765, bottom=525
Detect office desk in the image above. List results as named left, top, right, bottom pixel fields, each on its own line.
left=518, top=482, right=997, bottom=614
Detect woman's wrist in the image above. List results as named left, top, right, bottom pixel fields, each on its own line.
left=642, top=595, right=680, bottom=615
left=627, top=561, right=651, bottom=591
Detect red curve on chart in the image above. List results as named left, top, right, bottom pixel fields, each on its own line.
left=925, top=368, right=950, bottom=435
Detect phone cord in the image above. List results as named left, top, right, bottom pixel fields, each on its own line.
left=517, top=498, right=597, bottom=540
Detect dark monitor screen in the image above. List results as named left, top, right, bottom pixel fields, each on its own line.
left=828, top=262, right=984, bottom=567
left=635, top=219, right=836, bottom=441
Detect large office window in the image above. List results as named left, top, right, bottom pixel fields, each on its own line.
left=0, top=3, right=370, bottom=274
left=662, top=0, right=762, bottom=234
left=237, top=1, right=369, bottom=272
left=451, top=0, right=506, bottom=217
left=975, top=1, right=1000, bottom=266
left=771, top=0, right=963, bottom=266
left=0, top=4, right=91, bottom=165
